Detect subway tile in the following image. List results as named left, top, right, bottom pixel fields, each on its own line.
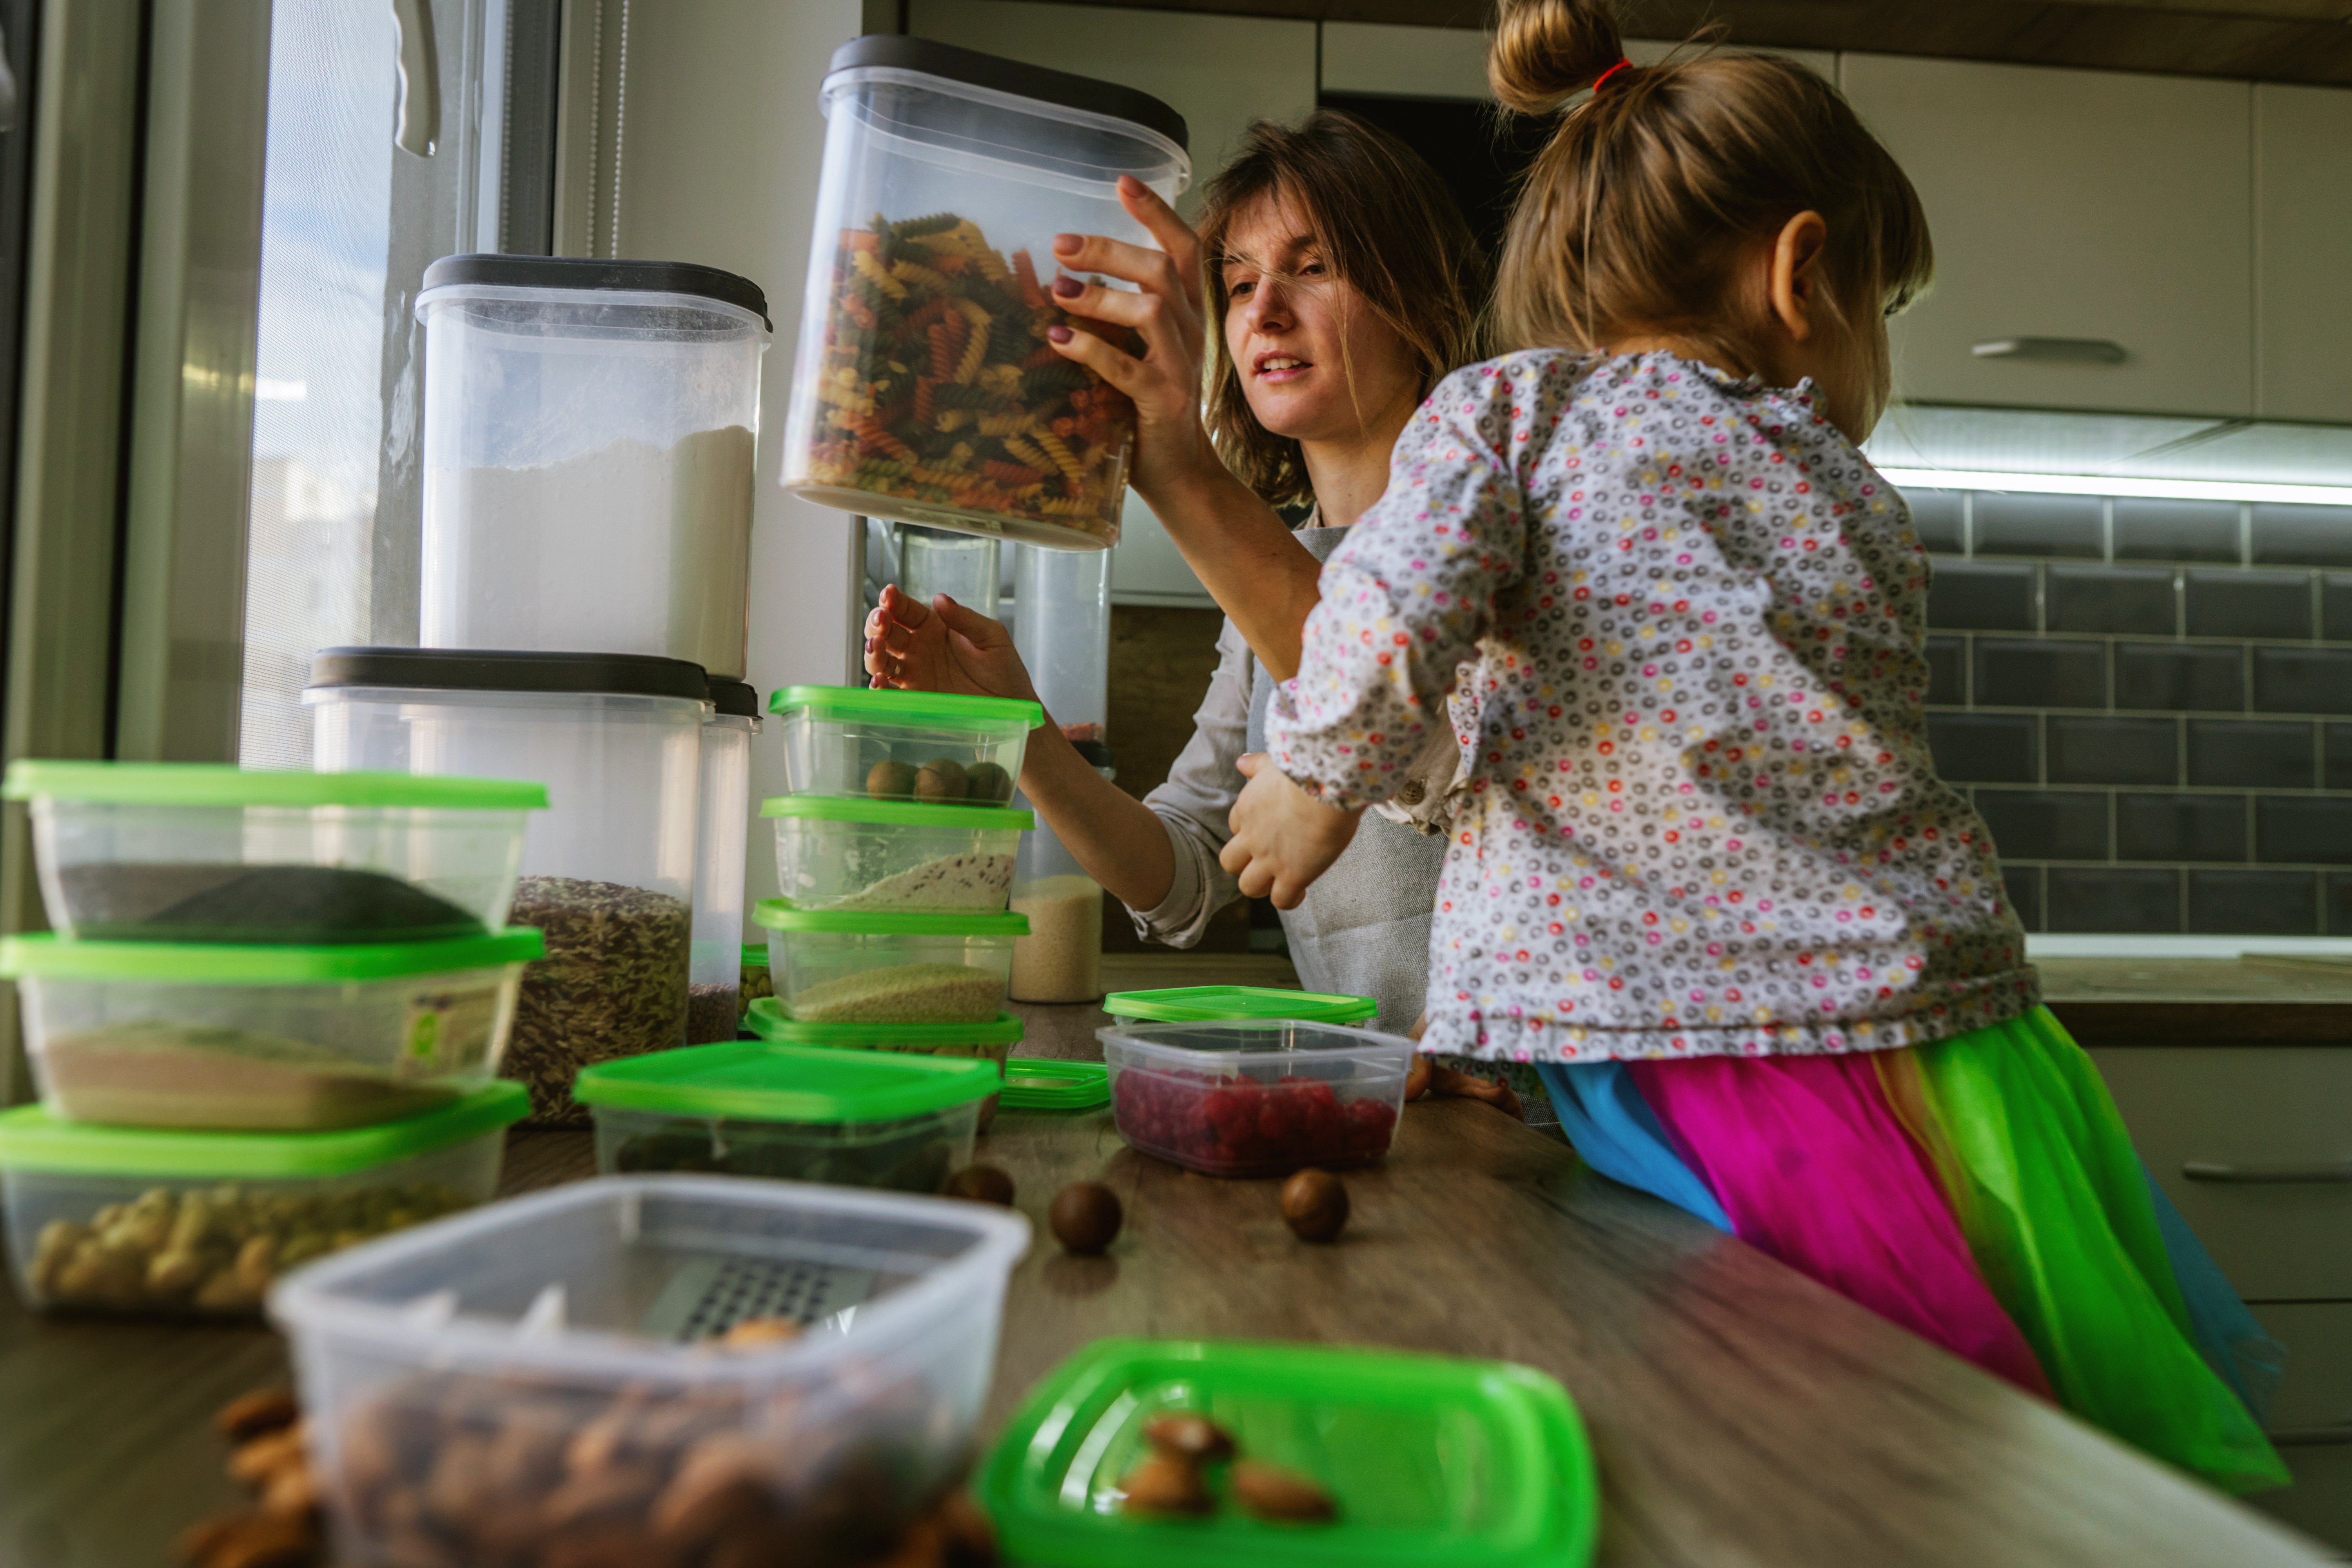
left=1905, top=488, right=1964, bottom=554
left=1975, top=638, right=2105, bottom=708
left=2048, top=717, right=2175, bottom=785
left=2325, top=574, right=2352, bottom=642
left=1928, top=713, right=2036, bottom=782
left=2252, top=647, right=2352, bottom=715
left=2187, top=869, right=2319, bottom=935
left=2251, top=504, right=2352, bottom=569
left=2257, top=795, right=2352, bottom=863
left=1971, top=493, right=2103, bottom=559
left=2045, top=565, right=2174, bottom=635
left=2327, top=873, right=2352, bottom=935
left=1924, top=635, right=1967, bottom=705
left=2114, top=643, right=2242, bottom=713
left=1926, top=562, right=2036, bottom=632
left=2186, top=719, right=2315, bottom=788
left=2048, top=868, right=2181, bottom=933
left=2328, top=724, right=2352, bottom=791
left=1974, top=789, right=2109, bottom=860
left=2001, top=865, right=2042, bottom=932
left=2116, top=793, right=2246, bottom=862
left=2114, top=498, right=2241, bottom=564
left=2185, top=569, right=2313, bottom=639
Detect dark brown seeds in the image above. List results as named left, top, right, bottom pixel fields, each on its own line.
left=1048, top=1183, right=1122, bottom=1254
left=1230, top=1460, right=1338, bottom=1523
left=506, top=875, right=691, bottom=1125
left=1142, top=1414, right=1234, bottom=1465
left=943, top=1163, right=1015, bottom=1206
left=1280, top=1168, right=1349, bottom=1243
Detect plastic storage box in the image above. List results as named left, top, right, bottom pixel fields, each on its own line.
left=766, top=795, right=1031, bottom=913
left=416, top=255, right=769, bottom=680
left=270, top=1176, right=1030, bottom=1567
left=781, top=36, right=1190, bottom=550
left=1103, top=986, right=1378, bottom=1027
left=745, top=1003, right=1023, bottom=1071
left=740, top=941, right=773, bottom=1023
left=1, top=760, right=545, bottom=943
left=0, top=1082, right=524, bottom=1318
left=576, top=1040, right=1000, bottom=1192
left=691, top=679, right=762, bottom=1042
left=1100, top=1020, right=1413, bottom=1177
left=3, top=929, right=543, bottom=1131
left=755, top=903, right=1026, bottom=1025
left=1000, top=1060, right=1110, bottom=1113
left=773, top=685, right=1041, bottom=806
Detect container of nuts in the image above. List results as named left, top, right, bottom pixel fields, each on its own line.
left=269, top=1174, right=1030, bottom=1568
left=0, top=1081, right=523, bottom=1318
left=770, top=686, right=1040, bottom=808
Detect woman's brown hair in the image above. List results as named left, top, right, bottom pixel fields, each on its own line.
left=1488, top=0, right=1931, bottom=370
left=1196, top=111, right=1489, bottom=511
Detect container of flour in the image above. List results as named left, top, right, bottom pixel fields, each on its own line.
left=764, top=795, right=1030, bottom=913
left=415, top=256, right=769, bottom=680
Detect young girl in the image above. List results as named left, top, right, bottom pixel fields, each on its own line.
left=1223, top=0, right=2288, bottom=1495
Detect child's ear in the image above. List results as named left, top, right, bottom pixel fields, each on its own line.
left=1768, top=211, right=1831, bottom=344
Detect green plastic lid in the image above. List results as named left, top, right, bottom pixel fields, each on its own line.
left=0, top=1081, right=528, bottom=1178
left=741, top=943, right=770, bottom=967
left=0, top=928, right=545, bottom=984
left=1000, top=1060, right=1109, bottom=1111
left=743, top=1001, right=1023, bottom=1051
left=769, top=684, right=1044, bottom=730
left=573, top=1041, right=1000, bottom=1122
left=760, top=795, right=1034, bottom=831
left=751, top=901, right=1029, bottom=937
left=981, top=1338, right=1597, bottom=1568
left=1103, top=985, right=1378, bottom=1025
left=2, top=760, right=548, bottom=811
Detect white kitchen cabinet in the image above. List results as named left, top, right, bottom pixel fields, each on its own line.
left=1843, top=55, right=2253, bottom=420
left=2258, top=84, right=2352, bottom=423
left=2249, top=1302, right=2352, bottom=1551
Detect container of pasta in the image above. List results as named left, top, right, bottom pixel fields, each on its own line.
left=781, top=35, right=1191, bottom=550
left=753, top=902, right=1026, bottom=1025
left=772, top=685, right=1041, bottom=806
left=766, top=795, right=1031, bottom=913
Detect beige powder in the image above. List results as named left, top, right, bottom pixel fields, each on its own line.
left=1010, top=875, right=1103, bottom=1004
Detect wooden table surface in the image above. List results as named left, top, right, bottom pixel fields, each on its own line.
left=2040, top=956, right=2352, bottom=1044
left=0, top=967, right=2334, bottom=1567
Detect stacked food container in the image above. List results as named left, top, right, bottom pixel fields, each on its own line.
left=0, top=762, right=542, bottom=1316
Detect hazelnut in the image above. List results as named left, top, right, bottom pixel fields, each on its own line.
left=1119, top=1454, right=1212, bottom=1517
left=1279, top=1168, right=1349, bottom=1243
left=1231, top=1459, right=1337, bottom=1523
left=914, top=759, right=969, bottom=802
left=215, top=1388, right=301, bottom=1443
left=964, top=762, right=1013, bottom=803
left=866, top=760, right=918, bottom=798
left=943, top=1163, right=1015, bottom=1206
left=1047, top=1183, right=1122, bottom=1255
left=715, top=1316, right=801, bottom=1351
left=1142, top=1414, right=1234, bottom=1465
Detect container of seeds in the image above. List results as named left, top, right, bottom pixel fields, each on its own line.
left=754, top=902, right=1025, bottom=1025
left=1100, top=1020, right=1413, bottom=1178
left=0, top=760, right=546, bottom=943
left=766, top=795, right=1031, bottom=913
left=773, top=685, right=1040, bottom=807
left=690, top=679, right=763, bottom=1043
left=307, top=649, right=708, bottom=1125
left=0, top=1081, right=524, bottom=1318
left=270, top=1176, right=1029, bottom=1567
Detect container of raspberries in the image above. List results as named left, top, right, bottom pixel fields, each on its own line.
left=1096, top=1020, right=1412, bottom=1178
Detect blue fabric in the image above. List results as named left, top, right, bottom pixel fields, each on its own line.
left=1535, top=1061, right=1733, bottom=1232
left=2140, top=1165, right=2285, bottom=1425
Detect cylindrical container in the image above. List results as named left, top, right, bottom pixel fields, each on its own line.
left=781, top=36, right=1191, bottom=550
left=900, top=526, right=1001, bottom=621
left=1103, top=985, right=1378, bottom=1027
left=773, top=686, right=1040, bottom=805
left=1011, top=543, right=1108, bottom=742
left=416, top=256, right=770, bottom=679
left=1098, top=1020, right=1413, bottom=1178
left=691, top=679, right=762, bottom=1044
left=306, top=649, right=708, bottom=1124
left=753, top=902, right=1025, bottom=1024
left=1009, top=834, right=1102, bottom=1005
left=765, top=796, right=1030, bottom=913
left=0, top=1081, right=524, bottom=1318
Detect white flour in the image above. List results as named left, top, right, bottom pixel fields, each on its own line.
left=1010, top=874, right=1102, bottom=1003
left=825, top=853, right=1016, bottom=912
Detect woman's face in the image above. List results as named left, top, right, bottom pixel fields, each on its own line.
left=1220, top=194, right=1422, bottom=449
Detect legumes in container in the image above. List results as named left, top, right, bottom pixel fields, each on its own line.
left=773, top=684, right=1039, bottom=806
left=755, top=903, right=1026, bottom=1025
left=270, top=1176, right=1029, bottom=1567
left=766, top=795, right=1030, bottom=913
left=1, top=760, right=544, bottom=943
left=0, top=1081, right=524, bottom=1318
left=1103, top=985, right=1378, bottom=1027
left=2, top=929, right=543, bottom=1131
left=1100, top=1020, right=1414, bottom=1178
left=781, top=35, right=1190, bottom=550
left=691, top=679, right=762, bottom=1043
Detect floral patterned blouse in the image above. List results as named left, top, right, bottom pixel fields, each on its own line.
left=1264, top=349, right=2040, bottom=1064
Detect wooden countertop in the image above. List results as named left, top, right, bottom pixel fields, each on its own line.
left=2040, top=957, right=2352, bottom=1044
left=0, top=958, right=2331, bottom=1567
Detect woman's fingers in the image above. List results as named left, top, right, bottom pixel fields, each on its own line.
left=1046, top=323, right=1149, bottom=398
left=1048, top=275, right=1164, bottom=334
left=1049, top=232, right=1189, bottom=304
left=1116, top=175, right=1201, bottom=303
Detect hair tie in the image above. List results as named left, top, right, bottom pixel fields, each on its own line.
left=1592, top=58, right=1636, bottom=94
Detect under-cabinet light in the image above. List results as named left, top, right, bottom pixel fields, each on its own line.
left=1876, top=466, right=2352, bottom=509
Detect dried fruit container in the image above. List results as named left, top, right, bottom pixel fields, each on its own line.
left=0, top=1081, right=523, bottom=1319
left=772, top=685, right=1040, bottom=806
left=690, top=679, right=762, bottom=1043
left=1099, top=1020, right=1413, bottom=1178
left=576, top=1040, right=1000, bottom=1192
left=744, top=1003, right=1024, bottom=1074
left=2, top=929, right=544, bottom=1131
left=781, top=35, right=1191, bottom=549
left=1, top=760, right=546, bottom=943
left=766, top=795, right=1031, bottom=913
left=1103, top=986, right=1377, bottom=1027
left=754, top=902, right=1027, bottom=1025
left=270, top=1176, right=1030, bottom=1567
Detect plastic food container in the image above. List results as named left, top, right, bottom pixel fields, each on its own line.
left=740, top=941, right=772, bottom=1022
left=691, top=679, right=762, bottom=1043
left=576, top=1040, right=1000, bottom=1192
left=754, top=903, right=1026, bottom=1025
left=3, top=929, right=544, bottom=1131
left=981, top=1338, right=1597, bottom=1568
left=270, top=1176, right=1029, bottom=1567
left=1000, top=1060, right=1109, bottom=1113
left=745, top=1004, right=1021, bottom=1069
left=781, top=35, right=1191, bottom=550
left=1100, top=1020, right=1413, bottom=1177
left=0, top=1081, right=523, bottom=1318
left=416, top=255, right=769, bottom=679
left=1105, top=986, right=1379, bottom=1027
left=1, top=760, right=545, bottom=943
left=307, top=649, right=709, bottom=1125
left=766, top=795, right=1031, bottom=913
left=900, top=525, right=1001, bottom=621
left=773, top=685, right=1040, bottom=806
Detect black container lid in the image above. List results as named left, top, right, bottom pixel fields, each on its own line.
left=308, top=648, right=711, bottom=704
left=419, top=255, right=770, bottom=329
left=826, top=35, right=1187, bottom=154
left=708, top=678, right=760, bottom=719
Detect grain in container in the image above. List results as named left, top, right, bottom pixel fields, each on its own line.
left=690, top=678, right=762, bottom=1043
left=416, top=256, right=769, bottom=679
left=773, top=684, right=1040, bottom=805
left=306, top=649, right=708, bottom=1125
left=780, top=35, right=1191, bottom=549
left=765, top=795, right=1030, bottom=913
left=1099, top=1020, right=1413, bottom=1178
left=753, top=902, right=1025, bottom=1025
left=0, top=1081, right=524, bottom=1318
left=1, top=760, right=544, bottom=943
left=269, top=1176, right=1029, bottom=1566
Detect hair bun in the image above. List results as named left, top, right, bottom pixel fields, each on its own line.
left=1488, top=0, right=1627, bottom=116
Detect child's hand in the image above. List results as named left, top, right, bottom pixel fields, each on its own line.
left=864, top=584, right=1039, bottom=706
left=1220, top=753, right=1362, bottom=910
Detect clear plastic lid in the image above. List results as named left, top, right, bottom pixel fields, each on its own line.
left=1000, top=1060, right=1109, bottom=1112
left=743, top=1002, right=1022, bottom=1052
left=0, top=1081, right=528, bottom=1178
left=1103, top=986, right=1377, bottom=1025
left=770, top=684, right=1044, bottom=731
left=574, top=1041, right=1000, bottom=1123
left=1097, top=1019, right=1416, bottom=1071
left=0, top=928, right=545, bottom=982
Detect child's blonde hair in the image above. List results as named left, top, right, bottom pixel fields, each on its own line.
left=1489, top=0, right=1933, bottom=370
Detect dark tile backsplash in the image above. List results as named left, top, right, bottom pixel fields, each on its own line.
left=1908, top=489, right=1965, bottom=554
left=2048, top=716, right=2174, bottom=785
left=1924, top=634, right=1967, bottom=704
left=2252, top=504, right=2352, bottom=569
left=2049, top=867, right=2180, bottom=932
left=2114, top=498, right=2241, bottom=563
left=1976, top=638, right=2106, bottom=708
left=1974, top=789, right=2110, bottom=860
left=2186, top=719, right=2314, bottom=788
left=1973, top=492, right=2104, bottom=558
left=2252, top=646, right=2352, bottom=715
left=2046, top=565, right=2174, bottom=635
left=1927, top=561, right=2038, bottom=631
left=2188, top=869, right=2318, bottom=935
left=2113, top=642, right=2243, bottom=712
left=2116, top=793, right=2245, bottom=862
left=1929, top=712, right=2036, bottom=782
left=2185, top=569, right=2312, bottom=639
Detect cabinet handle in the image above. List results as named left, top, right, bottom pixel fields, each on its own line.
left=2270, top=1423, right=2352, bottom=1448
left=1971, top=337, right=2128, bottom=365
left=2182, top=1159, right=2352, bottom=1183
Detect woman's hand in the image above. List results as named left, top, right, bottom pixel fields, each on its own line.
left=1220, top=753, right=1361, bottom=910
left=864, top=584, right=1040, bottom=706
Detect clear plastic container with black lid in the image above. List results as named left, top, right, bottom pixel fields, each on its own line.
left=690, top=677, right=762, bottom=1044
